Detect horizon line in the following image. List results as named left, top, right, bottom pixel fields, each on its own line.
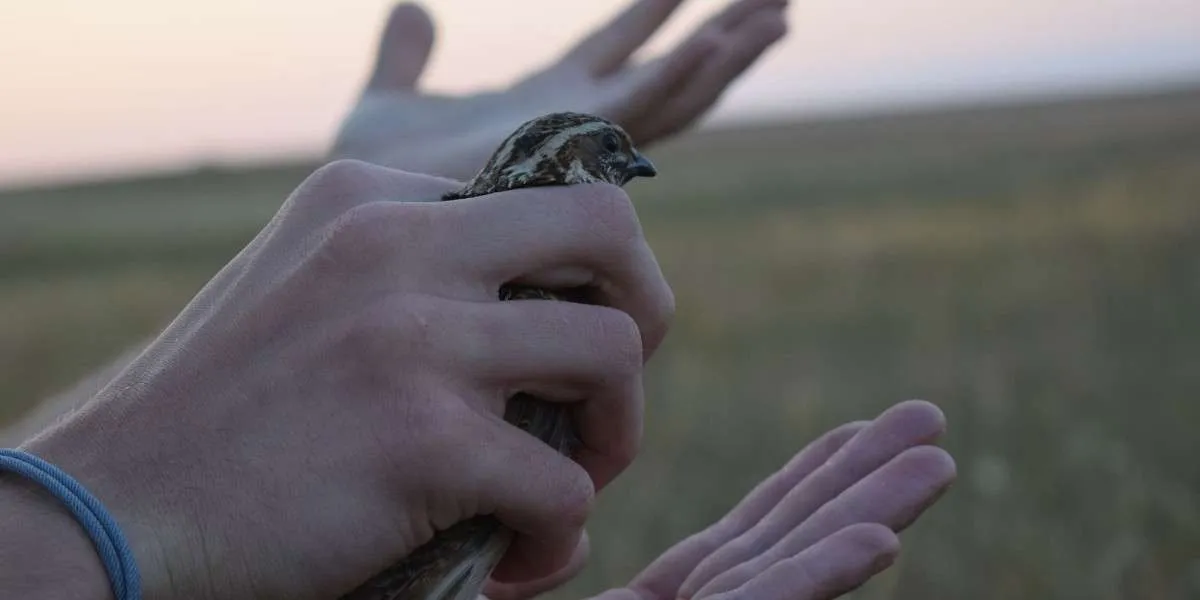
left=4, top=75, right=1198, bottom=194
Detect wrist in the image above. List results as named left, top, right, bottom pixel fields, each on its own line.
left=18, top=413, right=178, bottom=600
left=0, top=472, right=112, bottom=599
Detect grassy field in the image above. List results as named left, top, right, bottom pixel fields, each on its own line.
left=3, top=85, right=1200, bottom=599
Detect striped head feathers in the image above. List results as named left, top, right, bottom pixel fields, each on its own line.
left=444, top=112, right=657, bottom=200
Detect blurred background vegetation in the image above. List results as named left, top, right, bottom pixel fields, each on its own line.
left=3, top=84, right=1200, bottom=598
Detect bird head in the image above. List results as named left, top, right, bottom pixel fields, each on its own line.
left=448, top=112, right=657, bottom=199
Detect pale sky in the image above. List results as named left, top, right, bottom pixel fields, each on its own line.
left=1, top=0, right=1198, bottom=187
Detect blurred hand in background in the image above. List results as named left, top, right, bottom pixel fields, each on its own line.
left=331, top=0, right=788, bottom=180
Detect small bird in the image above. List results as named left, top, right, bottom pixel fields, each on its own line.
left=339, top=112, right=657, bottom=600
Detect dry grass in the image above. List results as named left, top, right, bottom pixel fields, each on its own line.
left=3, top=87, right=1200, bottom=598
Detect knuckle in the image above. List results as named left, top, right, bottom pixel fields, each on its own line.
left=337, top=295, right=451, bottom=371
left=378, top=295, right=452, bottom=360
left=280, top=159, right=383, bottom=226
left=578, top=185, right=642, bottom=249
left=308, top=158, right=378, bottom=192
left=318, top=200, right=435, bottom=268
left=299, top=159, right=380, bottom=208
left=594, top=307, right=644, bottom=373
left=318, top=201, right=384, bottom=266
left=650, top=277, right=677, bottom=335
left=400, top=298, right=458, bottom=359
left=553, top=465, right=595, bottom=529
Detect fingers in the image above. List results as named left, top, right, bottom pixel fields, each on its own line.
left=245, top=160, right=457, bottom=280
left=290, top=159, right=458, bottom=226
left=483, top=531, right=590, bottom=600
left=678, top=400, right=946, bottom=598
left=562, top=0, right=687, bottom=76
left=430, top=183, right=674, bottom=357
left=634, top=1, right=788, bottom=142
left=366, top=2, right=435, bottom=91
left=691, top=445, right=955, bottom=598
left=707, top=0, right=788, bottom=30
left=302, top=168, right=672, bottom=360
left=719, top=523, right=899, bottom=600
left=292, top=164, right=668, bottom=538
left=712, top=421, right=868, bottom=535
left=628, top=421, right=866, bottom=600
left=456, top=300, right=642, bottom=394
left=293, top=164, right=662, bottom=500
left=451, top=299, right=646, bottom=491
left=786, top=445, right=957, bottom=545
left=601, top=26, right=719, bottom=127
left=433, top=411, right=595, bottom=584
left=355, top=293, right=647, bottom=494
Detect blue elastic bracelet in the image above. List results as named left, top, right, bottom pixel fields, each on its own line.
left=0, top=448, right=141, bottom=600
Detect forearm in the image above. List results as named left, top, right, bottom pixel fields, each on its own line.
left=0, top=474, right=111, bottom=600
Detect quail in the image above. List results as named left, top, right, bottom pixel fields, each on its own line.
left=339, top=112, right=658, bottom=600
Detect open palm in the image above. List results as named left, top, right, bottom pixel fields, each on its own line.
left=331, top=0, right=788, bottom=181
left=484, top=401, right=956, bottom=600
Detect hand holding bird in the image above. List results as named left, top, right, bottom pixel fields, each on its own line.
left=341, top=112, right=659, bottom=600
left=0, top=2, right=955, bottom=597
left=336, top=111, right=957, bottom=600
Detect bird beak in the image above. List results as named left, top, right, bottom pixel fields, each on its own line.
left=627, top=152, right=658, bottom=180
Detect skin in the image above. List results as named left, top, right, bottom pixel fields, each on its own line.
left=488, top=401, right=956, bottom=600
left=1, top=0, right=791, bottom=447
left=2, top=163, right=674, bottom=599
left=1, top=1, right=957, bottom=598
left=332, top=0, right=791, bottom=181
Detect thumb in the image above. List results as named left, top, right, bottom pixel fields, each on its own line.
left=482, top=531, right=590, bottom=600
left=367, top=2, right=435, bottom=91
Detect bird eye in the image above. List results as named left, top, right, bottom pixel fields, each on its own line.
left=602, top=132, right=620, bottom=153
